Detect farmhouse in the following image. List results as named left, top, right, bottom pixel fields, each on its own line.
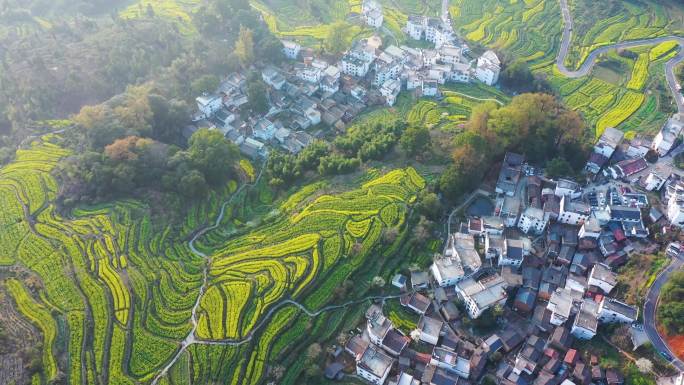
left=475, top=50, right=501, bottom=86
left=455, top=274, right=507, bottom=318
left=496, top=152, right=524, bottom=196
left=357, top=345, right=395, bottom=385
left=432, top=233, right=482, bottom=286
left=281, top=40, right=301, bottom=59
left=652, top=113, right=684, bottom=156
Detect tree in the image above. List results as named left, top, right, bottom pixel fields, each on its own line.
left=400, top=125, right=431, bottom=156
left=148, top=94, right=189, bottom=144
left=372, top=276, right=386, bottom=287
left=246, top=78, right=269, bottom=114
left=412, top=216, right=433, bottom=244
left=501, top=60, right=534, bottom=91
left=104, top=136, right=153, bottom=161
left=635, top=358, right=653, bottom=374
left=546, top=157, right=573, bottom=179
left=382, top=227, right=399, bottom=244
left=191, top=74, right=220, bottom=95
left=234, top=26, right=254, bottom=67
left=0, top=147, right=13, bottom=165
left=187, top=128, right=240, bottom=186
left=416, top=191, right=442, bottom=220
left=439, top=165, right=470, bottom=202
left=179, top=170, right=208, bottom=199
left=324, top=22, right=348, bottom=54
left=658, top=271, right=684, bottom=334
left=257, top=36, right=285, bottom=64
left=307, top=343, right=322, bottom=360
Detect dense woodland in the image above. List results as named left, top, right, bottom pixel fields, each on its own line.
left=0, top=0, right=286, bottom=212
left=438, top=93, right=588, bottom=201
left=0, top=0, right=282, bottom=159
left=659, top=271, right=684, bottom=335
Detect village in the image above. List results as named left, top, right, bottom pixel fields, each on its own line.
left=190, top=0, right=500, bottom=159
left=316, top=113, right=684, bottom=385
left=190, top=2, right=684, bottom=385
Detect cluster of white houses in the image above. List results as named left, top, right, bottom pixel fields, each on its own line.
left=193, top=33, right=499, bottom=158
left=580, top=115, right=684, bottom=232
left=333, top=98, right=684, bottom=385
left=192, top=2, right=501, bottom=159
left=423, top=150, right=644, bottom=332
left=329, top=119, right=684, bottom=385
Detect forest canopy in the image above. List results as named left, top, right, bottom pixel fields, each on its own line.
left=659, top=271, right=684, bottom=335
left=439, top=93, right=588, bottom=201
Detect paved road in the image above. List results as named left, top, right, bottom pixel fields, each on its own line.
left=445, top=189, right=490, bottom=236
left=556, top=0, right=684, bottom=370
left=644, top=255, right=684, bottom=371
left=556, top=0, right=684, bottom=112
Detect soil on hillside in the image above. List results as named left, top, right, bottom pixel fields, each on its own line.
left=664, top=334, right=684, bottom=361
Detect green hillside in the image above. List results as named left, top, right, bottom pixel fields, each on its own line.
left=0, top=134, right=424, bottom=384
left=449, top=0, right=684, bottom=137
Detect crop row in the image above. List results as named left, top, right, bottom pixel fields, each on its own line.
left=627, top=53, right=649, bottom=91
left=595, top=91, right=645, bottom=137
left=6, top=279, right=58, bottom=382
left=650, top=41, right=679, bottom=61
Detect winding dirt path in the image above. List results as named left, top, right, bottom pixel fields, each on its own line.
left=150, top=163, right=408, bottom=384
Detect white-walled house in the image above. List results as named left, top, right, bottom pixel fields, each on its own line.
left=253, top=118, right=276, bottom=141
left=262, top=67, right=286, bottom=90
left=362, top=0, right=384, bottom=28
left=558, top=196, right=591, bottom=225
left=341, top=54, right=373, bottom=78
left=422, top=80, right=439, bottom=97
left=380, top=78, right=402, bottom=106
left=667, top=181, right=684, bottom=227
left=597, top=297, right=638, bottom=324
left=475, top=50, right=500, bottom=85
left=281, top=40, right=301, bottom=59
left=518, top=207, right=547, bottom=235
left=578, top=218, right=601, bottom=239
left=407, top=15, right=425, bottom=40
left=431, top=233, right=482, bottom=286
left=652, top=113, right=684, bottom=156
left=196, top=94, right=223, bottom=118
left=587, top=263, right=617, bottom=294
left=365, top=9, right=384, bottom=28
left=455, top=275, right=507, bottom=319
left=500, top=238, right=529, bottom=267
left=571, top=300, right=598, bottom=340
left=296, top=66, right=323, bottom=83
left=547, top=288, right=575, bottom=326
left=356, top=346, right=394, bottom=385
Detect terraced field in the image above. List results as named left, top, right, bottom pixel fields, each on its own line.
left=249, top=0, right=444, bottom=46
left=0, top=135, right=425, bottom=384
left=120, top=0, right=202, bottom=34
left=450, top=0, right=684, bottom=137
left=400, top=82, right=509, bottom=133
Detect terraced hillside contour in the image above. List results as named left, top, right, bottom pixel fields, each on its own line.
left=449, top=0, right=684, bottom=137
left=0, top=135, right=425, bottom=385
